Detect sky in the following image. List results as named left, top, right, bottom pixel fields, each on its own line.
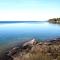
left=0, top=0, right=60, bottom=21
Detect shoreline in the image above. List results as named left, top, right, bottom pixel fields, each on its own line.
left=0, top=37, right=60, bottom=60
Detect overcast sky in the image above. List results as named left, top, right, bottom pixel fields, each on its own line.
left=0, top=0, right=60, bottom=21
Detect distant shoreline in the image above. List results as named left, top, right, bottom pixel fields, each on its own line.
left=48, top=18, right=60, bottom=24
left=0, top=21, right=47, bottom=23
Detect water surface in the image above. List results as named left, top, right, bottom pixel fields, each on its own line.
left=0, top=22, right=60, bottom=52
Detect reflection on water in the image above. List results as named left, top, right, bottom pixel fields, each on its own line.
left=0, top=22, right=60, bottom=52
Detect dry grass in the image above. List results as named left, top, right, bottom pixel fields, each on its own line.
left=13, top=44, right=60, bottom=60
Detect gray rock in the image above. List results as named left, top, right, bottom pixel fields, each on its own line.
left=23, top=38, right=36, bottom=47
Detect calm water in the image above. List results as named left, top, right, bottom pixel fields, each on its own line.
left=0, top=22, right=60, bottom=52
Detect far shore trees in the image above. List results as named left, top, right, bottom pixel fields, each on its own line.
left=48, top=18, right=60, bottom=23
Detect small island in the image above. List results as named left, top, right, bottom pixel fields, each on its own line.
left=48, top=18, right=60, bottom=24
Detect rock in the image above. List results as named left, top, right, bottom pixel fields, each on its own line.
left=23, top=38, right=37, bottom=47
left=56, top=38, right=60, bottom=40
left=0, top=54, right=13, bottom=60
left=37, top=42, right=43, bottom=45
left=21, top=38, right=37, bottom=51
left=7, top=47, right=19, bottom=56
left=43, top=41, right=52, bottom=45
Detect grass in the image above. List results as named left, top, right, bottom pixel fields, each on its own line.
left=19, top=44, right=60, bottom=60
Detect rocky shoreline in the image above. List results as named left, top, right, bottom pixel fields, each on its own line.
left=1, top=38, right=60, bottom=60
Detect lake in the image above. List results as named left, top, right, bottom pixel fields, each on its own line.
left=0, top=22, right=60, bottom=52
